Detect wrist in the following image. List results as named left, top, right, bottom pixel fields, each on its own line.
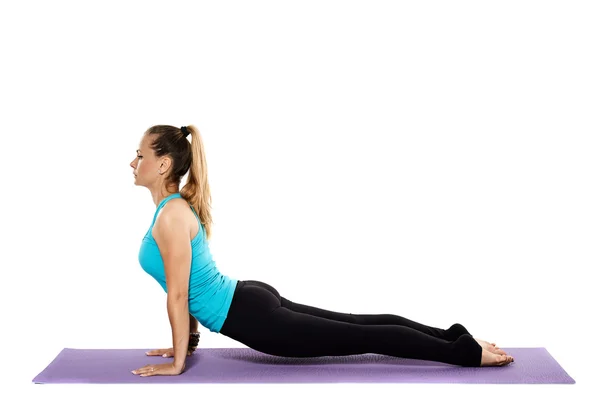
left=173, top=360, right=185, bottom=371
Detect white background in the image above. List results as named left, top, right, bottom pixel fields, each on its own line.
left=1, top=0, right=597, bottom=398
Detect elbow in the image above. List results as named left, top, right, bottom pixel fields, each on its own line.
left=167, top=292, right=189, bottom=302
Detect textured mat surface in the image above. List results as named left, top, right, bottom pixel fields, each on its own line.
left=32, top=347, right=575, bottom=384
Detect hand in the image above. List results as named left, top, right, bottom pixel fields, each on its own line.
left=131, top=361, right=184, bottom=377
left=146, top=347, right=194, bottom=357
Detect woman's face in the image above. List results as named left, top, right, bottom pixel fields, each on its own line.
left=130, top=135, right=157, bottom=186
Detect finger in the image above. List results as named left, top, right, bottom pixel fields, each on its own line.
left=132, top=364, right=153, bottom=374
left=142, top=365, right=162, bottom=377
left=134, top=365, right=151, bottom=374
left=136, top=366, right=157, bottom=376
left=146, top=349, right=167, bottom=356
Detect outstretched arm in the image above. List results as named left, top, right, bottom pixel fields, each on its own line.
left=155, top=208, right=193, bottom=372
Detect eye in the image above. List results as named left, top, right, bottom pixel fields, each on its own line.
left=137, top=155, right=142, bottom=159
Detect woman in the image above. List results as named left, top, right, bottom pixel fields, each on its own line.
left=129, top=125, right=514, bottom=377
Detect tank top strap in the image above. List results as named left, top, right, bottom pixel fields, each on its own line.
left=151, top=193, right=182, bottom=226
left=189, top=204, right=200, bottom=220
left=188, top=203, right=204, bottom=233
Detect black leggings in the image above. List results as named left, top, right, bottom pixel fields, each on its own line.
left=219, top=280, right=482, bottom=367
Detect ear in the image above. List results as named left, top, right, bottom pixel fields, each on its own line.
left=159, top=156, right=173, bottom=171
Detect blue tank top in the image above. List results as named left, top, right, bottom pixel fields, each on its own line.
left=138, top=193, right=237, bottom=333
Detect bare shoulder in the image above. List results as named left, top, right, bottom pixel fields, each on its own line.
left=153, top=198, right=195, bottom=239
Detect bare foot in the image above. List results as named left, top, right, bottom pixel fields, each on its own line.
left=480, top=347, right=514, bottom=367
left=474, top=338, right=507, bottom=356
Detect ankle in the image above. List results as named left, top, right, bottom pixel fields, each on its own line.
left=452, top=334, right=482, bottom=367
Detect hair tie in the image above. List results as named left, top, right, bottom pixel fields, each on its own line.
left=181, top=126, right=189, bottom=137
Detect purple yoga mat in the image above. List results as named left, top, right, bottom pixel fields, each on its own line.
left=32, top=347, right=575, bottom=384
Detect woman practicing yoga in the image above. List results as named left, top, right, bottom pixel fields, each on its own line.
left=130, top=124, right=514, bottom=377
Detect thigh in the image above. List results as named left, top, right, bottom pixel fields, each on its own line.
left=244, top=281, right=367, bottom=324
left=250, top=306, right=372, bottom=358
left=280, top=296, right=363, bottom=323
left=221, top=282, right=363, bottom=357
left=243, top=280, right=362, bottom=324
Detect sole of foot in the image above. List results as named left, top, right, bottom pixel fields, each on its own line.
left=480, top=347, right=514, bottom=367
